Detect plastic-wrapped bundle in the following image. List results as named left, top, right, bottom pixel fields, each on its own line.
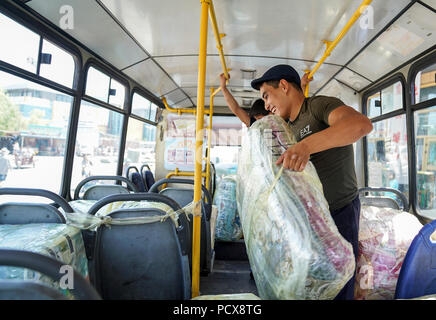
left=354, top=205, right=422, bottom=300
left=213, top=176, right=243, bottom=241
left=0, top=224, right=88, bottom=299
left=236, top=115, right=355, bottom=300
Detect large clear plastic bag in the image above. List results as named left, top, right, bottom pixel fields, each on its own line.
left=236, top=115, right=355, bottom=300
left=213, top=175, right=243, bottom=241
left=354, top=205, right=422, bottom=300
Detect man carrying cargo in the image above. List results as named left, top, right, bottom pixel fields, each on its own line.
left=250, top=64, right=373, bottom=300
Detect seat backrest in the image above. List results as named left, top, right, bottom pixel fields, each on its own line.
left=73, top=176, right=138, bottom=201
left=359, top=196, right=400, bottom=210
left=395, top=220, right=436, bottom=299
left=94, top=208, right=191, bottom=300
left=149, top=179, right=213, bottom=274
left=0, top=249, right=101, bottom=300
left=129, top=172, right=147, bottom=192
left=358, top=187, right=409, bottom=211
left=0, top=203, right=66, bottom=224
left=160, top=188, right=194, bottom=208
left=0, top=188, right=73, bottom=224
left=83, top=185, right=130, bottom=200
left=143, top=170, right=156, bottom=191
left=0, top=280, right=67, bottom=300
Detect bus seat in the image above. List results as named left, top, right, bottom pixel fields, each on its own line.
left=0, top=280, right=67, bottom=300
left=126, top=166, right=147, bottom=192
left=86, top=193, right=191, bottom=282
left=141, top=164, right=155, bottom=191
left=130, top=172, right=147, bottom=192
left=0, top=188, right=72, bottom=224
left=0, top=203, right=66, bottom=224
left=73, top=176, right=139, bottom=201
left=395, top=219, right=436, bottom=299
left=0, top=249, right=101, bottom=300
left=149, top=178, right=213, bottom=275
left=359, top=196, right=400, bottom=210
left=93, top=208, right=191, bottom=300
left=358, top=187, right=409, bottom=211
left=83, top=185, right=130, bottom=200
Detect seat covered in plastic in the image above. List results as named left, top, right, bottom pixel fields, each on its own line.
left=395, top=219, right=436, bottom=299
left=93, top=208, right=191, bottom=300
left=0, top=249, right=101, bottom=300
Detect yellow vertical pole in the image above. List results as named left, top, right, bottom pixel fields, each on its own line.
left=205, top=88, right=215, bottom=191
left=192, top=0, right=209, bottom=298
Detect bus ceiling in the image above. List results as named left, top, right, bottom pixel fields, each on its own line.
left=19, top=0, right=436, bottom=110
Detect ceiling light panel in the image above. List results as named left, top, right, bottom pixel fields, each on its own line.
left=335, top=68, right=372, bottom=91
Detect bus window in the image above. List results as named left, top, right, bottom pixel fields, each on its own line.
left=149, top=103, right=158, bottom=122
left=108, top=78, right=126, bottom=109
left=85, top=67, right=110, bottom=103
left=367, top=92, right=381, bottom=118
left=71, top=101, right=123, bottom=192
left=39, top=39, right=76, bottom=89
left=132, top=92, right=151, bottom=120
left=367, top=81, right=403, bottom=118
left=415, top=106, right=436, bottom=217
left=366, top=116, right=409, bottom=200
left=381, top=81, right=403, bottom=114
left=123, top=117, right=156, bottom=175
left=0, top=70, right=73, bottom=200
left=0, top=12, right=40, bottom=74
left=415, top=63, right=436, bottom=104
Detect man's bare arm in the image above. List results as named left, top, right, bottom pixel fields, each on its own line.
left=277, top=106, right=373, bottom=171
left=220, top=73, right=251, bottom=127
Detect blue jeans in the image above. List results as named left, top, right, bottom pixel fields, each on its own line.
left=330, top=195, right=361, bottom=300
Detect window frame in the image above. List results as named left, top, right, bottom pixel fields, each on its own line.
left=407, top=50, right=436, bottom=219
left=130, top=87, right=163, bottom=125
left=0, top=6, right=82, bottom=94
left=362, top=73, right=406, bottom=121
left=362, top=73, right=408, bottom=194
left=83, top=60, right=130, bottom=112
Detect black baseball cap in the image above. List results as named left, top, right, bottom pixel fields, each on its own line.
left=251, top=64, right=301, bottom=90
left=248, top=99, right=269, bottom=118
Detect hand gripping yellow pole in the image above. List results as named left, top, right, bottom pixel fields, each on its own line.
left=304, top=0, right=373, bottom=97
left=192, top=0, right=210, bottom=298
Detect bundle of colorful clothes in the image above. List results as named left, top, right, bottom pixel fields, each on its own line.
left=354, top=205, right=422, bottom=300
left=236, top=115, right=355, bottom=300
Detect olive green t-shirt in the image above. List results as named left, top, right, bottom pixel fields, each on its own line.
left=288, top=95, right=358, bottom=211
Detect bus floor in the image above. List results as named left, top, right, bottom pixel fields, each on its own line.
left=199, top=240, right=258, bottom=296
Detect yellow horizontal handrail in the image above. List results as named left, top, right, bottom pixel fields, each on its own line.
left=305, top=0, right=373, bottom=97
left=162, top=97, right=211, bottom=115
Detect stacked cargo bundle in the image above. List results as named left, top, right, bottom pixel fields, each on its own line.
left=236, top=115, right=355, bottom=300
left=213, top=175, right=243, bottom=242
left=354, top=205, right=422, bottom=300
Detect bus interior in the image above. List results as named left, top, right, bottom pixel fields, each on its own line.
left=0, top=0, right=435, bottom=301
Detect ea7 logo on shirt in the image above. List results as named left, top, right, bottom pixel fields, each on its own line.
left=300, top=125, right=312, bottom=139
